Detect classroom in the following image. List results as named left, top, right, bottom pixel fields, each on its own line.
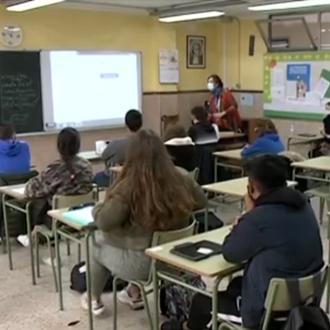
left=1, top=0, right=330, bottom=330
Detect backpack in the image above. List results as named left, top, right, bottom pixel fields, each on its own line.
left=160, top=275, right=206, bottom=322
left=70, top=261, right=127, bottom=293
left=283, top=272, right=330, bottom=330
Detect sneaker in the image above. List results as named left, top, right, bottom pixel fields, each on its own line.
left=81, top=293, right=105, bottom=316
left=17, top=235, right=30, bottom=247
left=118, top=289, right=144, bottom=310
left=42, top=257, right=62, bottom=268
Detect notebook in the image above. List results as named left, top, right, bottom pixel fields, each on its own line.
left=63, top=206, right=94, bottom=227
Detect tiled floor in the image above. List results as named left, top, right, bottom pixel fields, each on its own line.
left=0, top=199, right=328, bottom=330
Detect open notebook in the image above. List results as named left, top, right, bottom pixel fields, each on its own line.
left=63, top=206, right=94, bottom=227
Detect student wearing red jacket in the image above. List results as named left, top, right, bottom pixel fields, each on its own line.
left=207, top=74, right=242, bottom=132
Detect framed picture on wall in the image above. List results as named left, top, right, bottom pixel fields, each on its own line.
left=187, top=35, right=206, bottom=69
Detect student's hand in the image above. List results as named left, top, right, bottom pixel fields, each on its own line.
left=213, top=112, right=226, bottom=119
left=244, top=193, right=255, bottom=213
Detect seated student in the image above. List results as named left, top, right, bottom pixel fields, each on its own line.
left=94, top=109, right=142, bottom=187
left=164, top=124, right=197, bottom=172
left=241, top=119, right=284, bottom=159
left=19, top=127, right=93, bottom=250
left=320, top=102, right=330, bottom=155
left=162, top=155, right=323, bottom=330
left=0, top=123, right=31, bottom=174
left=81, top=129, right=207, bottom=315
left=188, top=106, right=220, bottom=145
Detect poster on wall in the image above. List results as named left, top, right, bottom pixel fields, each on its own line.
left=263, top=52, right=330, bottom=120
left=159, top=49, right=179, bottom=84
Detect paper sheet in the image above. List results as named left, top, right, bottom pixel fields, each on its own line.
left=314, top=77, right=330, bottom=98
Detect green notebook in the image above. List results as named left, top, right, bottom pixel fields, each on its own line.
left=63, top=206, right=94, bottom=227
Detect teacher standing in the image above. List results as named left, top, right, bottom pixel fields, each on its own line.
left=207, top=74, right=242, bottom=132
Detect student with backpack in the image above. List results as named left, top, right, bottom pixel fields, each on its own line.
left=81, top=129, right=207, bottom=315
left=161, top=155, right=323, bottom=330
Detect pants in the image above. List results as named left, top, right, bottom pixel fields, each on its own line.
left=30, top=199, right=52, bottom=230
left=187, top=277, right=242, bottom=330
left=91, top=256, right=112, bottom=299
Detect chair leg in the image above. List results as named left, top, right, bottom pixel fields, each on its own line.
left=66, top=239, right=71, bottom=256
left=320, top=197, right=325, bottom=225
left=113, top=276, right=119, bottom=330
left=137, top=284, right=153, bottom=330
left=35, top=232, right=40, bottom=278
left=46, top=236, right=58, bottom=292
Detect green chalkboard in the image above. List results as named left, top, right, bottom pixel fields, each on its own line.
left=0, top=51, right=43, bottom=133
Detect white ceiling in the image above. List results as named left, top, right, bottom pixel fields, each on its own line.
left=58, top=0, right=324, bottom=19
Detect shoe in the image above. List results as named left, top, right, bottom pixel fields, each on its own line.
left=17, top=235, right=30, bottom=247
left=160, top=320, right=184, bottom=330
left=81, top=293, right=105, bottom=316
left=42, top=257, right=62, bottom=268
left=118, top=289, right=144, bottom=310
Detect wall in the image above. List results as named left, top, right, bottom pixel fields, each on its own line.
left=0, top=5, right=222, bottom=169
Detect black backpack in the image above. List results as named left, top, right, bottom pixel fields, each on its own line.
left=70, top=261, right=127, bottom=293
left=283, top=271, right=330, bottom=330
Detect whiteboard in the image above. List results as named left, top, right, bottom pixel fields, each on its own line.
left=263, top=52, right=330, bottom=121
left=40, top=50, right=142, bottom=131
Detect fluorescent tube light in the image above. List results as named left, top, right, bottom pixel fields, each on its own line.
left=7, top=0, right=65, bottom=12
left=159, top=11, right=224, bottom=23
left=249, top=0, right=330, bottom=11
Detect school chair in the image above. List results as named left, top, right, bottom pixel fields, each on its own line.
left=34, top=189, right=98, bottom=291
left=219, top=265, right=328, bottom=330
left=112, top=220, right=197, bottom=330
left=0, top=170, right=38, bottom=252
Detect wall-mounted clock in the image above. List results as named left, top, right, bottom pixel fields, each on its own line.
left=1, top=25, right=23, bottom=47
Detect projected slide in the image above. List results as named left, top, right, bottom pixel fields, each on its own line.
left=41, top=51, right=141, bottom=130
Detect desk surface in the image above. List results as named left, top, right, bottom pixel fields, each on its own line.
left=203, top=177, right=297, bottom=197
left=79, top=151, right=102, bottom=161
left=292, top=156, right=330, bottom=172
left=289, top=135, right=323, bottom=143
left=146, top=227, right=240, bottom=277
left=48, top=208, right=86, bottom=231
left=220, top=132, right=246, bottom=140
left=213, top=149, right=242, bottom=160
left=0, top=184, right=26, bottom=200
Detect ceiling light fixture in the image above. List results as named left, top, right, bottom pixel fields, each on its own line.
left=6, top=0, right=65, bottom=12
left=159, top=11, right=224, bottom=23
left=249, top=0, right=330, bottom=11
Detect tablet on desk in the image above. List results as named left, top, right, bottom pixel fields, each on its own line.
left=170, top=240, right=223, bottom=261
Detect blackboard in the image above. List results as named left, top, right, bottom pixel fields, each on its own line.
left=0, top=51, right=43, bottom=133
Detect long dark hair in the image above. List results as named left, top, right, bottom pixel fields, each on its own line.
left=108, top=129, right=195, bottom=231
left=57, top=127, right=81, bottom=183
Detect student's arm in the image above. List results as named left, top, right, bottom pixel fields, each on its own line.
left=223, top=92, right=238, bottom=115
left=184, top=175, right=207, bottom=210
left=187, top=126, right=196, bottom=142
left=241, top=140, right=262, bottom=158
left=92, top=194, right=130, bottom=232
left=101, top=143, right=115, bottom=162
left=222, top=214, right=263, bottom=263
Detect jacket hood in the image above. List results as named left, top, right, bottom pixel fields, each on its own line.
left=261, top=133, right=280, bottom=142
left=0, top=139, right=22, bottom=157
left=255, top=187, right=307, bottom=210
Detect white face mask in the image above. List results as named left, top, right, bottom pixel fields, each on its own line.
left=207, top=82, right=215, bottom=91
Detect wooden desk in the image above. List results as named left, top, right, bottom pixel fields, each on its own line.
left=287, top=135, right=323, bottom=151
left=213, top=149, right=243, bottom=182
left=79, top=151, right=102, bottom=164
left=146, top=227, right=242, bottom=330
left=220, top=132, right=246, bottom=140
left=48, top=207, right=96, bottom=330
left=203, top=177, right=297, bottom=198
left=0, top=184, right=37, bottom=286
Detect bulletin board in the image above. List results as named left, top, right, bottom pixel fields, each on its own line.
left=263, top=52, right=330, bottom=121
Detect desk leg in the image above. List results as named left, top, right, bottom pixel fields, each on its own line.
left=85, top=232, right=94, bottom=330
left=26, top=202, right=36, bottom=285
left=204, top=192, right=209, bottom=232
left=212, top=277, right=221, bottom=330
left=152, top=261, right=159, bottom=330
left=2, top=194, right=13, bottom=270
left=55, top=220, right=64, bottom=311
left=214, top=158, right=218, bottom=183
